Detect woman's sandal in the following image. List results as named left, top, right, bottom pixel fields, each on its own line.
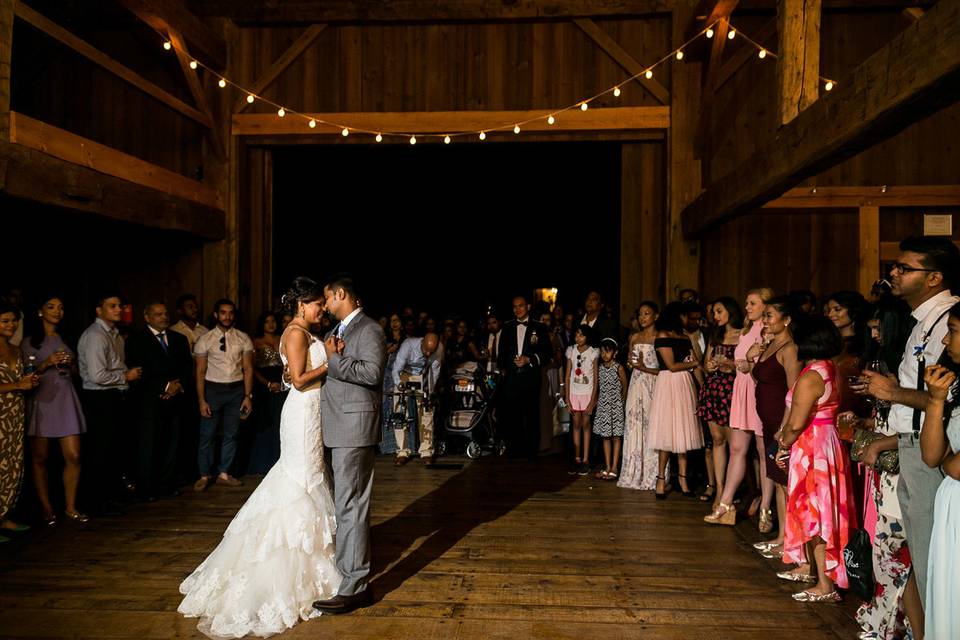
left=655, top=475, right=668, bottom=500
left=678, top=474, right=695, bottom=498
left=704, top=502, right=736, bottom=525
left=698, top=483, right=716, bottom=502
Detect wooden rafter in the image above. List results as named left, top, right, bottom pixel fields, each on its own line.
left=114, top=0, right=226, bottom=70
left=9, top=112, right=222, bottom=210
left=777, top=0, right=821, bottom=125
left=694, top=16, right=729, bottom=157
left=234, top=24, right=327, bottom=114
left=714, top=18, right=777, bottom=91
left=167, top=27, right=225, bottom=159
left=762, top=185, right=960, bottom=209
left=0, top=0, right=12, bottom=141
left=572, top=18, right=670, bottom=105
left=12, top=1, right=211, bottom=128
left=232, top=106, right=670, bottom=136
left=681, top=0, right=960, bottom=236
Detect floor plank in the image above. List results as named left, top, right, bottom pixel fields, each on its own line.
left=0, top=455, right=861, bottom=638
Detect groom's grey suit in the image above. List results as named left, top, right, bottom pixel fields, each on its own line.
left=321, top=310, right=386, bottom=596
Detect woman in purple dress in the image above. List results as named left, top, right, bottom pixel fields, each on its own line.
left=21, top=295, right=88, bottom=524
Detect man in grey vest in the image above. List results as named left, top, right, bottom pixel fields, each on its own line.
left=313, top=275, right=386, bottom=614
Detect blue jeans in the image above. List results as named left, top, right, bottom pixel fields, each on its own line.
left=198, top=385, right=243, bottom=476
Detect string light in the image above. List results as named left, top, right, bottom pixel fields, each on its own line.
left=148, top=18, right=835, bottom=142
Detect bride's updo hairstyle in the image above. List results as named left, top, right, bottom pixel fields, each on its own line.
left=280, top=277, right=324, bottom=316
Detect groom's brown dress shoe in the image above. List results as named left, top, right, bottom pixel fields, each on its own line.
left=312, top=589, right=373, bottom=614
left=394, top=456, right=410, bottom=467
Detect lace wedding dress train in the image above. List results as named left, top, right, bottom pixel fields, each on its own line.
left=179, top=332, right=341, bottom=638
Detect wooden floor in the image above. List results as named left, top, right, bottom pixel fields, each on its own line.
left=0, top=455, right=861, bottom=639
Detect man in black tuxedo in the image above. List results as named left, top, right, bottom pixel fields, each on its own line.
left=126, top=302, right=193, bottom=500
left=497, top=295, right=554, bottom=460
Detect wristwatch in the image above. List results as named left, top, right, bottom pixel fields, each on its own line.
left=246, top=393, right=254, bottom=399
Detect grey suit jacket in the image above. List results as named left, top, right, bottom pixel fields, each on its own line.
left=321, top=311, right=387, bottom=448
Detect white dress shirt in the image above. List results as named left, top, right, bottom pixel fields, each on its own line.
left=335, top=308, right=363, bottom=338
left=889, top=290, right=959, bottom=434
left=516, top=317, right=529, bottom=355
left=170, top=320, right=208, bottom=352
left=194, top=326, right=253, bottom=384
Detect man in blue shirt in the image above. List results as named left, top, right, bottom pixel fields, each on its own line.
left=391, top=333, right=442, bottom=465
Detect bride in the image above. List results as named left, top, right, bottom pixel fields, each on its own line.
left=179, top=277, right=341, bottom=638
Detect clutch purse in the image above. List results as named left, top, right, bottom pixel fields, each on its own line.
left=850, top=428, right=899, bottom=475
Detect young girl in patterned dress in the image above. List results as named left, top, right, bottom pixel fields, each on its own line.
left=594, top=338, right=628, bottom=480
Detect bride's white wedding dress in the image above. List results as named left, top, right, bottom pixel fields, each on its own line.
left=179, top=329, right=341, bottom=639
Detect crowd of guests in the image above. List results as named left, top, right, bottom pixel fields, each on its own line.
left=1, top=236, right=959, bottom=638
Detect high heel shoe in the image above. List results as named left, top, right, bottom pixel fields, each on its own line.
left=704, top=502, right=736, bottom=525
left=678, top=474, right=695, bottom=498
left=43, top=513, right=57, bottom=526
left=698, top=484, right=716, bottom=502
left=655, top=475, right=667, bottom=501
left=64, top=511, right=90, bottom=524
left=758, top=508, right=774, bottom=534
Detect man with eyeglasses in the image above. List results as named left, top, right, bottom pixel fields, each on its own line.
left=192, top=299, right=254, bottom=491
left=858, top=235, right=960, bottom=623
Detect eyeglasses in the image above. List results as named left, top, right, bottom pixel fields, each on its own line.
left=219, top=335, right=226, bottom=352
left=892, top=262, right=937, bottom=276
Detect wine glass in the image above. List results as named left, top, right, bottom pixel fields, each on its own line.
left=54, top=347, right=70, bottom=376
left=865, top=359, right=890, bottom=409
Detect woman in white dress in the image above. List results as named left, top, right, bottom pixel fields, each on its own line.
left=179, top=277, right=341, bottom=639
left=618, top=302, right=661, bottom=490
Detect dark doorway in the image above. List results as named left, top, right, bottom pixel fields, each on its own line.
left=272, top=142, right=622, bottom=321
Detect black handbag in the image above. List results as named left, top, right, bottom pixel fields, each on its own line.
left=843, top=527, right=874, bottom=600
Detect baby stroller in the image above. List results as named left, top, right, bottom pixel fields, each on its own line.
left=438, top=362, right=504, bottom=459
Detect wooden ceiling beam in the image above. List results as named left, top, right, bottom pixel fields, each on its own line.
left=12, top=1, right=212, bottom=128
left=572, top=18, right=670, bottom=105
left=681, top=0, right=960, bottom=236
left=777, top=0, right=821, bottom=125
left=167, top=27, right=225, bottom=158
left=762, top=185, right=960, bottom=209
left=234, top=24, right=327, bottom=114
left=232, top=106, right=670, bottom=136
left=114, top=0, right=226, bottom=70
left=0, top=0, right=12, bottom=141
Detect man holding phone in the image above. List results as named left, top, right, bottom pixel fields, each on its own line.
left=193, top=299, right=254, bottom=492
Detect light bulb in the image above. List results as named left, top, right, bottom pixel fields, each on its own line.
left=308, top=119, right=316, bottom=128
left=580, top=102, right=588, bottom=111
left=825, top=81, right=834, bottom=91
left=676, top=50, right=684, bottom=60
left=189, top=60, right=198, bottom=70
left=341, top=128, right=349, bottom=137
left=645, top=69, right=653, bottom=79
left=758, top=49, right=767, bottom=59
left=728, top=29, right=736, bottom=40
left=706, top=28, right=714, bottom=38
left=376, top=133, right=383, bottom=142
left=513, top=124, right=520, bottom=134
left=163, top=41, right=172, bottom=50
left=613, top=86, right=621, bottom=97
left=409, top=135, right=416, bottom=145
left=479, top=131, right=486, bottom=140
left=547, top=115, right=555, bottom=125
left=218, top=78, right=227, bottom=88
left=444, top=135, right=451, bottom=144
left=246, top=94, right=255, bottom=104
left=277, top=108, right=285, bottom=117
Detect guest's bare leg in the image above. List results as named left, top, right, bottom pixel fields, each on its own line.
left=31, top=437, right=54, bottom=518
left=60, top=436, right=82, bottom=514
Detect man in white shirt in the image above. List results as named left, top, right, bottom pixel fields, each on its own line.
left=391, top=333, right=442, bottom=465
left=169, top=293, right=209, bottom=352
left=861, top=235, right=960, bottom=606
left=193, top=299, right=254, bottom=491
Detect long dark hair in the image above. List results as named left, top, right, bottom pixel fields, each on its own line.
left=864, top=294, right=912, bottom=374
left=654, top=302, right=685, bottom=334
left=254, top=310, right=279, bottom=338
left=709, top=296, right=744, bottom=345
left=826, top=290, right=870, bottom=357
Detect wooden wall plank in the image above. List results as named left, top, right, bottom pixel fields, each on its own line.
left=0, top=0, right=12, bottom=141
left=234, top=24, right=327, bottom=113
left=858, top=205, right=880, bottom=295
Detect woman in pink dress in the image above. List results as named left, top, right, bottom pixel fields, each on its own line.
left=705, top=288, right=773, bottom=525
left=775, top=316, right=855, bottom=603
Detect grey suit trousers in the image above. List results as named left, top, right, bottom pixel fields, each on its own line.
left=897, top=433, right=945, bottom=599
left=326, top=445, right=375, bottom=596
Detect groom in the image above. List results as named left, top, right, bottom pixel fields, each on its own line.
left=313, top=275, right=386, bottom=614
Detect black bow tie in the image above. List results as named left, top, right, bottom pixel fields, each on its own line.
left=518, top=321, right=529, bottom=326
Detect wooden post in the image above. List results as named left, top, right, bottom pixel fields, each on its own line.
left=858, top=205, right=880, bottom=296
left=666, top=6, right=702, bottom=300
left=0, top=0, right=13, bottom=141
left=777, top=0, right=821, bottom=125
